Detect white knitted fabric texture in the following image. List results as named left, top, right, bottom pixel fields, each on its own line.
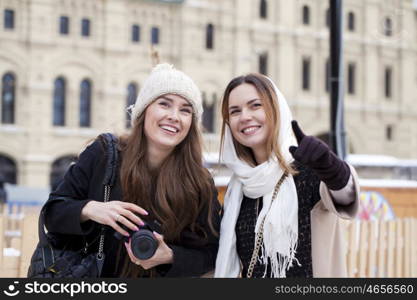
left=130, top=63, right=203, bottom=126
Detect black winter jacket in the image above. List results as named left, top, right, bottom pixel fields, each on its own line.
left=43, top=138, right=221, bottom=277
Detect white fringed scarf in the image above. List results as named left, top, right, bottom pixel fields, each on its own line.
left=214, top=80, right=299, bottom=278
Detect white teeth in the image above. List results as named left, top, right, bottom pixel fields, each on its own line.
left=160, top=125, right=178, bottom=133
left=242, top=126, right=259, bottom=134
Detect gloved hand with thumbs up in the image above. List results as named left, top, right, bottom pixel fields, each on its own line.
left=289, top=120, right=351, bottom=190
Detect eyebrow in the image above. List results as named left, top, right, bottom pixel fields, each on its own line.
left=229, top=98, right=260, bottom=110
left=160, top=95, right=192, bottom=107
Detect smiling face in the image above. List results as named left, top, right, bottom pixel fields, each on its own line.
left=144, top=94, right=193, bottom=155
left=228, top=83, right=269, bottom=160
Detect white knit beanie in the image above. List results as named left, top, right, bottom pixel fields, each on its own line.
left=130, top=63, right=203, bottom=126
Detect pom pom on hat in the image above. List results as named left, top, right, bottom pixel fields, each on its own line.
left=152, top=63, right=175, bottom=72
left=130, top=63, right=203, bottom=127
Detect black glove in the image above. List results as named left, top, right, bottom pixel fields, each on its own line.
left=289, top=120, right=351, bottom=190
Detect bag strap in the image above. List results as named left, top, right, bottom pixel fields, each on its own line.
left=95, top=132, right=118, bottom=261
left=100, top=133, right=118, bottom=187
left=246, top=172, right=288, bottom=278
left=38, top=133, right=118, bottom=266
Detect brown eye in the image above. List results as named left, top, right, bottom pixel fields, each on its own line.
left=181, top=108, right=192, bottom=114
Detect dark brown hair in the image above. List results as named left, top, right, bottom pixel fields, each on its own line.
left=116, top=103, right=217, bottom=277
left=220, top=73, right=296, bottom=174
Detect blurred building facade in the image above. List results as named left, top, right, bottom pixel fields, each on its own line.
left=0, top=0, right=416, bottom=188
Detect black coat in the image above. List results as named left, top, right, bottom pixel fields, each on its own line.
left=43, top=139, right=221, bottom=277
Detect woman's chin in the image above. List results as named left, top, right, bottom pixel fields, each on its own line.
left=155, top=136, right=184, bottom=150
left=236, top=135, right=266, bottom=150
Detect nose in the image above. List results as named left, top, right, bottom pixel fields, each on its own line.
left=240, top=108, right=252, bottom=122
left=167, top=108, right=180, bottom=122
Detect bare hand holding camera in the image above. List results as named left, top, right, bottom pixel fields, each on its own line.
left=80, top=200, right=148, bottom=237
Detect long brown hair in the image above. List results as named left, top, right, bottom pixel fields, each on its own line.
left=220, top=73, right=296, bottom=174
left=117, top=103, right=216, bottom=277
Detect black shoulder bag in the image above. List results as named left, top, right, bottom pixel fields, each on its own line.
left=27, top=133, right=118, bottom=278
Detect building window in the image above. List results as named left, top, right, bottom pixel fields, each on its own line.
left=260, top=0, right=267, bottom=19
left=59, top=16, right=69, bottom=35
left=386, top=125, right=393, bottom=141
left=384, top=17, right=392, bottom=36
left=302, top=58, right=311, bottom=91
left=132, top=24, right=140, bottom=43
left=325, top=59, right=329, bottom=92
left=50, top=156, right=76, bottom=190
left=347, top=12, right=355, bottom=31
left=206, top=24, right=214, bottom=49
left=302, top=5, right=310, bottom=25
left=81, top=18, right=90, bottom=37
left=151, top=27, right=159, bottom=45
left=325, top=9, right=329, bottom=27
left=4, top=9, right=14, bottom=29
left=384, top=67, right=392, bottom=98
left=202, top=93, right=216, bottom=133
left=53, top=77, right=66, bottom=126
left=259, top=53, right=268, bottom=75
left=347, top=63, right=356, bottom=95
left=1, top=73, right=15, bottom=124
left=0, top=155, right=17, bottom=184
left=79, top=79, right=92, bottom=127
left=126, top=82, right=138, bottom=128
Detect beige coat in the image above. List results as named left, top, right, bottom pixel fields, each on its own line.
left=311, top=165, right=360, bottom=277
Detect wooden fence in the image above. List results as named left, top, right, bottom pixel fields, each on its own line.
left=346, top=218, right=417, bottom=277
left=0, top=205, right=40, bottom=277
left=0, top=204, right=416, bottom=278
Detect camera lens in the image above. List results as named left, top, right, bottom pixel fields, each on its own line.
left=131, top=230, right=158, bottom=260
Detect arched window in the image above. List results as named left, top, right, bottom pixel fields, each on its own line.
left=385, top=67, right=392, bottom=98
left=81, top=18, right=90, bottom=37
left=1, top=73, right=16, bottom=124
left=126, top=82, right=138, bottom=128
left=348, top=12, right=355, bottom=31
left=386, top=125, right=393, bottom=141
left=53, top=77, right=66, bottom=126
left=347, top=63, right=356, bottom=95
left=259, top=53, right=268, bottom=75
left=202, top=92, right=216, bottom=133
left=384, top=17, right=392, bottom=36
left=4, top=9, right=15, bottom=29
left=151, top=27, right=159, bottom=44
left=59, top=16, right=69, bottom=35
left=302, top=57, right=311, bottom=91
left=0, top=155, right=17, bottom=184
left=132, top=24, right=140, bottom=43
left=50, top=155, right=76, bottom=190
left=260, top=0, right=267, bottom=19
left=206, top=24, right=214, bottom=49
left=79, top=79, right=92, bottom=127
left=302, top=5, right=310, bottom=25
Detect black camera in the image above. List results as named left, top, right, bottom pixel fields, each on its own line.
left=114, top=219, right=162, bottom=260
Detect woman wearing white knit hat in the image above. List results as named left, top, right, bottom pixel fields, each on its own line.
left=42, top=63, right=220, bottom=277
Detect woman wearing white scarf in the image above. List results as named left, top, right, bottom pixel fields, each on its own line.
left=214, top=73, right=359, bottom=278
